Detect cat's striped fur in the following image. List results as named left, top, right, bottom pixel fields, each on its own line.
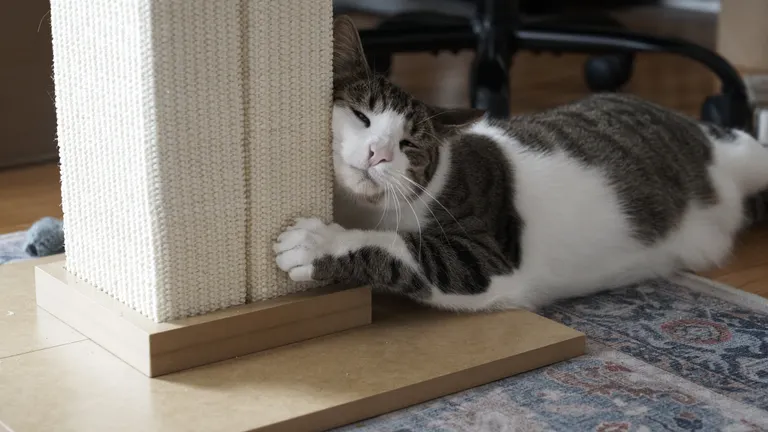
left=274, top=17, right=768, bottom=310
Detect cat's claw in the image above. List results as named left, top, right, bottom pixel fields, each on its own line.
left=274, top=217, right=343, bottom=282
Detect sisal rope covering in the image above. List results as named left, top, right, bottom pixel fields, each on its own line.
left=50, top=0, right=333, bottom=322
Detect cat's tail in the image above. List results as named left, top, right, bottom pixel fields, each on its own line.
left=711, top=128, right=768, bottom=196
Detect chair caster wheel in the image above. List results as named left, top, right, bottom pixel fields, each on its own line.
left=584, top=53, right=634, bottom=92
left=701, top=93, right=751, bottom=129
left=701, top=95, right=729, bottom=126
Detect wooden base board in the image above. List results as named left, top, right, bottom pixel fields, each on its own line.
left=33, top=261, right=372, bottom=377
left=5, top=261, right=585, bottom=431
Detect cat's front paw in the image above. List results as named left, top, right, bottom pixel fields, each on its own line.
left=273, top=217, right=344, bottom=282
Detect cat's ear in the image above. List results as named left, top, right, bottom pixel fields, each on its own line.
left=333, top=16, right=370, bottom=80
left=427, top=105, right=486, bottom=134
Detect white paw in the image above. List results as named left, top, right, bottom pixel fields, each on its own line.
left=273, top=217, right=344, bottom=282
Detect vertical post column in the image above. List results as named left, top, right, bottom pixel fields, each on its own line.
left=51, top=0, right=334, bottom=322
left=246, top=1, right=335, bottom=301
left=51, top=0, right=248, bottom=322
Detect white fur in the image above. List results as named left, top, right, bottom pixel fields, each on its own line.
left=277, top=104, right=768, bottom=311
left=273, top=217, right=419, bottom=281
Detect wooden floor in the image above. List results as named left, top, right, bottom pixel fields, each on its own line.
left=700, top=223, right=768, bottom=297
left=1, top=5, right=766, bottom=297
left=0, top=162, right=63, bottom=233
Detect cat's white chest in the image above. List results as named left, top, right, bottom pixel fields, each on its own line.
left=377, top=208, right=424, bottom=232
left=333, top=189, right=427, bottom=232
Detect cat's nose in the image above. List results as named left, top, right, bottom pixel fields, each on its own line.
left=368, top=148, right=393, bottom=167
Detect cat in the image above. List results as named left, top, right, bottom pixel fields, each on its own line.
left=273, top=16, right=768, bottom=311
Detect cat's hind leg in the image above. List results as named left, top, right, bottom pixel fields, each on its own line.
left=666, top=126, right=757, bottom=273
left=707, top=126, right=768, bottom=196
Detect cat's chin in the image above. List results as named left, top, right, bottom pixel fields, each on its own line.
left=336, top=168, right=386, bottom=206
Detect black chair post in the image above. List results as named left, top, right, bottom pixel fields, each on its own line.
left=469, top=0, right=517, bottom=118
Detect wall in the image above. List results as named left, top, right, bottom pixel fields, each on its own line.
left=717, top=0, right=768, bottom=72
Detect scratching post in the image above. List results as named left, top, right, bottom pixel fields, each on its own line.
left=53, top=0, right=249, bottom=322
left=38, top=0, right=368, bottom=377
left=245, top=1, right=335, bottom=302
left=50, top=0, right=334, bottom=322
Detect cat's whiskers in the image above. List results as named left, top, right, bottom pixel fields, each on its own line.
left=372, top=177, right=390, bottom=230
left=393, top=170, right=467, bottom=235
left=385, top=173, right=423, bottom=262
left=416, top=111, right=448, bottom=126
left=371, top=170, right=402, bottom=245
left=384, top=170, right=450, bottom=243
left=387, top=183, right=402, bottom=247
left=420, top=130, right=446, bottom=145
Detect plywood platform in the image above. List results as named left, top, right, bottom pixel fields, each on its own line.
left=1, top=257, right=585, bottom=432
left=34, top=261, right=372, bottom=377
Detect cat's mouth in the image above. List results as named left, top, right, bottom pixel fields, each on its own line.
left=344, top=166, right=386, bottom=204
left=355, top=167, right=375, bottom=182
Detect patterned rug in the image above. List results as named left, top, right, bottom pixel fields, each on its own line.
left=2, top=233, right=767, bottom=431
left=337, top=276, right=768, bottom=431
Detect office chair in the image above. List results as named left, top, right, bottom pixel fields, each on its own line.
left=336, top=0, right=751, bottom=131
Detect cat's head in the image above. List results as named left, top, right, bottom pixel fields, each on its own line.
left=331, top=16, right=483, bottom=207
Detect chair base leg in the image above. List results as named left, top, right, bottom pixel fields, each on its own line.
left=515, top=26, right=752, bottom=129
left=470, top=0, right=516, bottom=117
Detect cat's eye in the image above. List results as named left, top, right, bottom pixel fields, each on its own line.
left=351, top=109, right=370, bottom=128
left=399, top=139, right=415, bottom=150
